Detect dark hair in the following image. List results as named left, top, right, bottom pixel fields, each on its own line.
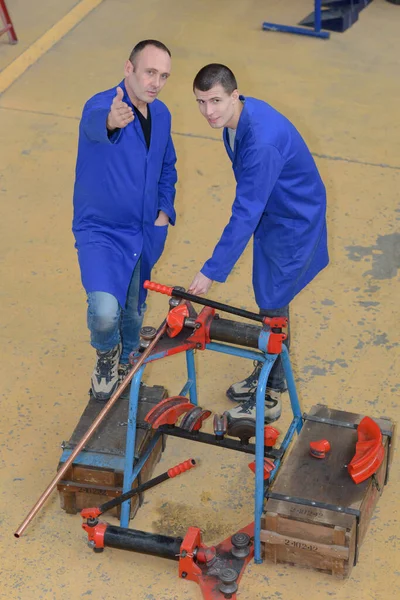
left=129, top=40, right=171, bottom=65
left=193, top=64, right=237, bottom=94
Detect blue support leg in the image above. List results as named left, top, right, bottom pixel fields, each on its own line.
left=281, top=346, right=303, bottom=433
left=120, top=431, right=162, bottom=527
left=179, top=349, right=198, bottom=404
left=254, top=355, right=276, bottom=564
left=267, top=416, right=302, bottom=484
left=120, top=365, right=145, bottom=527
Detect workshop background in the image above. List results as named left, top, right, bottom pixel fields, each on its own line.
left=1, top=1, right=399, bottom=599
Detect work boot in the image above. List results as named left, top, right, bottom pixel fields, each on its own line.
left=225, top=389, right=282, bottom=426
left=118, top=363, right=132, bottom=384
left=91, top=343, right=122, bottom=402
left=226, top=360, right=263, bottom=403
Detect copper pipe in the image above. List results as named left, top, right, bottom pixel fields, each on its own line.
left=14, top=321, right=167, bottom=538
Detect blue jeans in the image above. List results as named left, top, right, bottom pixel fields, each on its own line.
left=87, top=261, right=146, bottom=364
left=259, top=305, right=290, bottom=392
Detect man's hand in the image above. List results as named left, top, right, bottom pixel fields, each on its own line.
left=106, top=86, right=134, bottom=131
left=188, top=272, right=213, bottom=296
left=154, top=210, right=169, bottom=226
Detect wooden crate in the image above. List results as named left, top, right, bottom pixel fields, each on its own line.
left=261, top=404, right=395, bottom=577
left=57, top=384, right=167, bottom=519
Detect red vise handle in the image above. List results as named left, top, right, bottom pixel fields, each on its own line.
left=168, top=458, right=196, bottom=478
left=144, top=280, right=173, bottom=296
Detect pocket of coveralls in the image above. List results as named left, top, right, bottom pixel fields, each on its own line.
left=151, top=224, right=168, bottom=266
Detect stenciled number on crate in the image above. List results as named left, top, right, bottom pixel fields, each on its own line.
left=289, top=506, right=324, bottom=519
left=77, top=487, right=109, bottom=496
left=284, top=539, right=318, bottom=552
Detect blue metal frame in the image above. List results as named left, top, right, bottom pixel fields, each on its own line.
left=120, top=334, right=303, bottom=564
left=263, top=1, right=330, bottom=39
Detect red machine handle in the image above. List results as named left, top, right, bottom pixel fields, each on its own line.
left=81, top=458, right=197, bottom=519
left=168, top=458, right=197, bottom=478
left=144, top=280, right=173, bottom=296
left=144, top=280, right=282, bottom=327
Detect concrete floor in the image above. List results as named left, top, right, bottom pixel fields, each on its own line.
left=1, top=1, right=399, bottom=598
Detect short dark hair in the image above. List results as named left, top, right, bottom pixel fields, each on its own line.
left=193, top=64, right=237, bottom=94
left=129, top=40, right=171, bottom=65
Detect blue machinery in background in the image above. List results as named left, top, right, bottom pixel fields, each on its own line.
left=262, top=0, right=374, bottom=39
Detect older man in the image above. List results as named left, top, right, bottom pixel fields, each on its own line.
left=73, top=40, right=177, bottom=401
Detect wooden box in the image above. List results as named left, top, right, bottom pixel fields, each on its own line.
left=261, top=404, right=395, bottom=577
left=57, top=384, right=167, bottom=519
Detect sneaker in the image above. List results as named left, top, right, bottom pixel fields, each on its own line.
left=226, top=360, right=262, bottom=403
left=91, top=343, right=122, bottom=402
left=226, top=388, right=282, bottom=426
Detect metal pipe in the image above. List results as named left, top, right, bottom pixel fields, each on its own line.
left=209, top=317, right=261, bottom=349
left=104, top=525, right=183, bottom=560
left=14, top=320, right=167, bottom=538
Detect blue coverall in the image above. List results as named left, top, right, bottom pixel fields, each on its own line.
left=201, top=96, right=329, bottom=389
left=72, top=81, right=177, bottom=360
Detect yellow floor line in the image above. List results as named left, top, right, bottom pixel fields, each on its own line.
left=0, top=0, right=104, bottom=95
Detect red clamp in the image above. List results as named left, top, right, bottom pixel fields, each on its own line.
left=81, top=520, right=107, bottom=549
left=264, top=426, right=280, bottom=447
left=262, top=316, right=288, bottom=354
left=267, top=332, right=287, bottom=354
left=310, top=439, right=331, bottom=459
left=167, top=303, right=189, bottom=337
left=80, top=507, right=102, bottom=520
left=348, top=417, right=385, bottom=484
left=179, top=527, right=205, bottom=582
left=248, top=458, right=275, bottom=480
left=262, top=316, right=288, bottom=329
left=188, top=306, right=216, bottom=350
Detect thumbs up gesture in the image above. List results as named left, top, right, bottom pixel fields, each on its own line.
left=106, top=86, right=135, bottom=131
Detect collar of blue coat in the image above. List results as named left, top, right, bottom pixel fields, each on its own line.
left=223, top=95, right=250, bottom=156
left=235, top=95, right=250, bottom=141
left=118, top=79, right=164, bottom=116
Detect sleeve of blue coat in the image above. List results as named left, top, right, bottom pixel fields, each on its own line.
left=157, top=133, right=177, bottom=225
left=80, top=96, right=122, bottom=145
left=201, top=144, right=284, bottom=282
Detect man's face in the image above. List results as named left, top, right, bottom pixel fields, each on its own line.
left=124, top=45, right=171, bottom=104
left=194, top=84, right=239, bottom=129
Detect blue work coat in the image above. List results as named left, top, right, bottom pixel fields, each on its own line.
left=201, top=97, right=328, bottom=309
left=72, top=81, right=177, bottom=309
